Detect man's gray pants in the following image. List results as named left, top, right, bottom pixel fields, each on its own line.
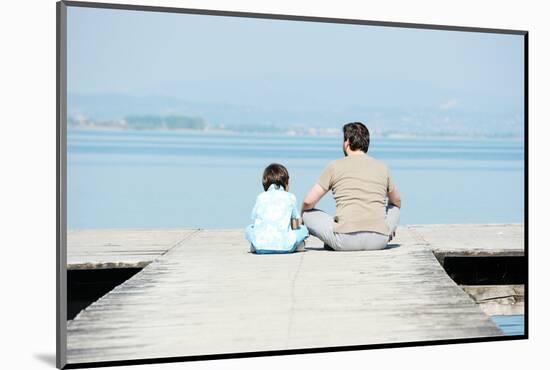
left=302, top=205, right=400, bottom=251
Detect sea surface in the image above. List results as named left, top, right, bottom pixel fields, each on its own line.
left=67, top=129, right=525, bottom=229
left=491, top=315, right=525, bottom=336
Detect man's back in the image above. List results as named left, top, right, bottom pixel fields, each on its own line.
left=317, top=153, right=394, bottom=235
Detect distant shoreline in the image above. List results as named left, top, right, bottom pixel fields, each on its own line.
left=67, top=126, right=525, bottom=141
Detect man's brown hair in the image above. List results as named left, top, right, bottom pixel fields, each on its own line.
left=343, top=122, right=370, bottom=153
left=262, top=163, right=289, bottom=191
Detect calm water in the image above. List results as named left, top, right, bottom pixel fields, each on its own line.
left=491, top=315, right=525, bottom=336
left=67, top=129, right=524, bottom=229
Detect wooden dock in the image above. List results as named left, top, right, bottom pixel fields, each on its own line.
left=66, top=224, right=524, bottom=365
left=67, top=229, right=199, bottom=270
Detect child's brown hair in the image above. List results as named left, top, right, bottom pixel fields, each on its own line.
left=262, top=163, right=289, bottom=191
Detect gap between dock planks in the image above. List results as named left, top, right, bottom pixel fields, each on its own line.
left=66, top=224, right=523, bottom=364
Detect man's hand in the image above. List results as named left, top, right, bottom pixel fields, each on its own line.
left=301, top=184, right=328, bottom=216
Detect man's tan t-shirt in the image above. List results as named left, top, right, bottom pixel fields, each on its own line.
left=317, top=153, right=396, bottom=235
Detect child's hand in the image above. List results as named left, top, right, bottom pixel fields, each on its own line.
left=291, top=218, right=301, bottom=230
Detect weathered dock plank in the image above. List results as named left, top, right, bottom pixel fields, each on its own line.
left=409, top=224, right=524, bottom=259
left=461, top=285, right=524, bottom=316
left=66, top=224, right=522, bottom=364
left=67, top=229, right=199, bottom=270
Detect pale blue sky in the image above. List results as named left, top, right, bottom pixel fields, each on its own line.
left=67, top=6, right=524, bottom=116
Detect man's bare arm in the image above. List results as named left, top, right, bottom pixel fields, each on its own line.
left=388, top=186, right=402, bottom=208
left=301, top=184, right=328, bottom=216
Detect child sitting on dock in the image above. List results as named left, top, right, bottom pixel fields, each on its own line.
left=245, top=163, right=309, bottom=254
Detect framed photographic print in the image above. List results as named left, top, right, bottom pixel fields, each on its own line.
left=57, top=1, right=527, bottom=368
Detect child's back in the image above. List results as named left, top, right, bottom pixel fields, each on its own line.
left=245, top=164, right=309, bottom=254
left=249, top=184, right=300, bottom=251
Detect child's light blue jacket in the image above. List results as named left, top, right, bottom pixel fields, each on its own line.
left=245, top=184, right=308, bottom=253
